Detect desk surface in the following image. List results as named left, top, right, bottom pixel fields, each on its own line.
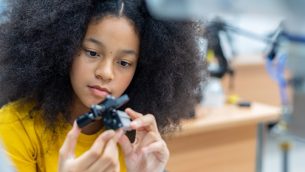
left=166, top=102, right=280, bottom=172
left=177, top=102, right=280, bottom=136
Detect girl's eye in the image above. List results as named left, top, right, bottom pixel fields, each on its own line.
left=118, top=60, right=131, bottom=67
left=85, top=49, right=99, bottom=58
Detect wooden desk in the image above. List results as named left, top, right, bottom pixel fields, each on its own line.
left=165, top=103, right=280, bottom=172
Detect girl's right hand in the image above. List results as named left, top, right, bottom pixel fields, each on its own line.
left=58, top=121, right=123, bottom=172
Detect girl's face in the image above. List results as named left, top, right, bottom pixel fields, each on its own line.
left=70, top=16, right=139, bottom=111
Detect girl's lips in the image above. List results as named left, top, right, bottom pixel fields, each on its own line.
left=88, top=86, right=110, bottom=97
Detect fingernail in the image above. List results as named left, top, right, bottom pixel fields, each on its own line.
left=73, top=121, right=81, bottom=131
left=125, top=108, right=131, bottom=113
left=131, top=120, right=141, bottom=127
left=114, top=129, right=124, bottom=140
left=105, top=129, right=115, bottom=135
left=72, top=121, right=77, bottom=130
left=101, top=130, right=115, bottom=140
left=117, top=129, right=124, bottom=135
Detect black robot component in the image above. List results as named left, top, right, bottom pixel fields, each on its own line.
left=76, top=94, right=131, bottom=130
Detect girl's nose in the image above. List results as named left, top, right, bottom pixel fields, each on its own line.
left=95, top=60, right=114, bottom=81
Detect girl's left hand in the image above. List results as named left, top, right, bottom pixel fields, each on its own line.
left=118, top=108, right=169, bottom=172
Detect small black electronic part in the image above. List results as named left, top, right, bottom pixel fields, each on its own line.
left=103, top=109, right=132, bottom=131
left=237, top=101, right=251, bottom=108
left=76, top=94, right=131, bottom=130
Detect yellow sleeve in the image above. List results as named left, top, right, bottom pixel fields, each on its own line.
left=119, top=146, right=127, bottom=172
left=0, top=104, right=37, bottom=172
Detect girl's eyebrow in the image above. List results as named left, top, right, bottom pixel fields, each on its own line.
left=85, top=37, right=138, bottom=57
left=119, top=49, right=138, bottom=57
left=84, top=37, right=104, bottom=47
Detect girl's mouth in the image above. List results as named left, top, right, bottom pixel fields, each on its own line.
left=88, top=85, right=111, bottom=97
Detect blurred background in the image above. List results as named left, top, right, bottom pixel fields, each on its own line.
left=146, top=0, right=305, bottom=172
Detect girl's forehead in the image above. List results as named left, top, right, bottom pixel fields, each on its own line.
left=89, top=15, right=139, bottom=34
left=87, top=16, right=136, bottom=34
left=83, top=16, right=140, bottom=53
left=86, top=16, right=138, bottom=38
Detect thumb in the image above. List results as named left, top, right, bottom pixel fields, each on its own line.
left=59, top=121, right=81, bottom=162
left=118, top=134, right=133, bottom=156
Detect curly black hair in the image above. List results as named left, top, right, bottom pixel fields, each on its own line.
left=0, top=0, right=205, bottom=134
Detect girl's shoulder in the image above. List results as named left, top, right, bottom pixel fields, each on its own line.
left=0, top=101, right=35, bottom=124
left=0, top=101, right=46, bottom=171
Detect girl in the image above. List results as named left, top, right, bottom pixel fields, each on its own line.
left=0, top=0, right=204, bottom=172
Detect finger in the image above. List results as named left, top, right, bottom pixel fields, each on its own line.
left=125, top=108, right=143, bottom=120
left=90, top=134, right=120, bottom=171
left=103, top=138, right=119, bottom=165
left=130, top=114, right=159, bottom=133
left=137, top=131, right=161, bottom=149
left=73, top=130, right=116, bottom=169
left=97, top=162, right=120, bottom=172
left=125, top=108, right=158, bottom=132
left=142, top=140, right=170, bottom=163
left=103, top=163, right=120, bottom=172
left=113, top=129, right=124, bottom=142
left=118, top=134, right=133, bottom=156
left=59, top=121, right=81, bottom=161
left=88, top=138, right=120, bottom=172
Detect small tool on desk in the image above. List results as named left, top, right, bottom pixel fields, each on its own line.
left=227, top=94, right=251, bottom=108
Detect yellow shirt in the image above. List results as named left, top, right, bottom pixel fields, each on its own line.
left=0, top=102, right=127, bottom=172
